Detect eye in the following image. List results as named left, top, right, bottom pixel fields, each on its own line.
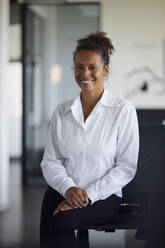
left=75, top=65, right=83, bottom=71
left=89, top=66, right=96, bottom=71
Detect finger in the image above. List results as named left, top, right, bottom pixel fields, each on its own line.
left=75, top=190, right=89, bottom=207
left=72, top=195, right=86, bottom=208
left=76, top=190, right=86, bottom=203
left=79, top=190, right=89, bottom=205
left=72, top=199, right=82, bottom=208
left=54, top=201, right=66, bottom=214
left=67, top=191, right=86, bottom=207
left=75, top=197, right=86, bottom=207
left=62, top=205, right=73, bottom=211
left=82, top=191, right=89, bottom=204
left=67, top=198, right=75, bottom=208
left=71, top=194, right=83, bottom=208
left=58, top=205, right=66, bottom=211
left=68, top=198, right=79, bottom=209
left=53, top=209, right=58, bottom=215
left=66, top=193, right=81, bottom=207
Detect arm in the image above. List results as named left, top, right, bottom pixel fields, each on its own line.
left=85, top=103, right=139, bottom=204
left=40, top=108, right=77, bottom=197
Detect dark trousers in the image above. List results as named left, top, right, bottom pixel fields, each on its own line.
left=40, top=186, right=122, bottom=248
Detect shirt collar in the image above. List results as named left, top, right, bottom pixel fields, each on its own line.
left=63, top=94, right=81, bottom=115
left=63, top=88, right=115, bottom=116
left=93, top=88, right=113, bottom=114
left=100, top=88, right=112, bottom=108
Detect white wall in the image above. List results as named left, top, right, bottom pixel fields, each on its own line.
left=8, top=62, right=22, bottom=157
left=68, top=0, right=165, bottom=108
left=9, top=24, right=22, bottom=158
left=0, top=0, right=9, bottom=211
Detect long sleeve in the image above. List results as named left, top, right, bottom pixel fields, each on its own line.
left=85, top=104, right=139, bottom=204
left=40, top=108, right=77, bottom=197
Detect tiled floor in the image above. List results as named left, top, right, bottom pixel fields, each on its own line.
left=0, top=161, right=146, bottom=248
left=0, top=161, right=46, bottom=248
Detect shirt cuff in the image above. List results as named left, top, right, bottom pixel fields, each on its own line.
left=60, top=179, right=77, bottom=198
left=86, top=187, right=100, bottom=204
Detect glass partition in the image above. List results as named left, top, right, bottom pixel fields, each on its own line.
left=22, top=3, right=100, bottom=185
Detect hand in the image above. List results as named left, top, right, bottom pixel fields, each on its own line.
left=53, top=200, right=73, bottom=215
left=65, top=187, right=89, bottom=208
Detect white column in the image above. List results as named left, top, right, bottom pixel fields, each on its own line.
left=0, top=0, right=9, bottom=211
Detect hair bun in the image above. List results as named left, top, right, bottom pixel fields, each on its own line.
left=74, top=31, right=115, bottom=65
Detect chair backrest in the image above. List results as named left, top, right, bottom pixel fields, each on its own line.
left=122, top=125, right=165, bottom=204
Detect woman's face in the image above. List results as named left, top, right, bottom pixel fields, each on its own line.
left=74, top=50, right=109, bottom=94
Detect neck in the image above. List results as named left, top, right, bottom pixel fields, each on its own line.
left=81, top=87, right=104, bottom=109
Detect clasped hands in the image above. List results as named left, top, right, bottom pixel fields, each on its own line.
left=53, top=187, right=90, bottom=215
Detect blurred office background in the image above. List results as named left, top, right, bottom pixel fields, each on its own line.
left=0, top=0, right=165, bottom=247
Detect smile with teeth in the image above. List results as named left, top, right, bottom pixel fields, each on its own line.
left=80, top=80, right=94, bottom=84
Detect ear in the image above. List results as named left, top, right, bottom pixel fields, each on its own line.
left=104, top=65, right=109, bottom=76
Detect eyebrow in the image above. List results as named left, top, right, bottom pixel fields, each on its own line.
left=75, top=63, right=98, bottom=66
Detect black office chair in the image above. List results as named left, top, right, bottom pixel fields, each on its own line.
left=76, top=125, right=165, bottom=248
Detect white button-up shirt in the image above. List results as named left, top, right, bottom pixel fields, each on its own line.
left=41, top=88, right=139, bottom=204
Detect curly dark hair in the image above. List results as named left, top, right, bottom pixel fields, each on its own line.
left=73, top=31, right=115, bottom=65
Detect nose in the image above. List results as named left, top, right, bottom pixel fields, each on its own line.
left=82, top=67, right=90, bottom=78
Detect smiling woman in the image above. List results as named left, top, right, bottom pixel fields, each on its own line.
left=40, top=31, right=139, bottom=248
left=74, top=50, right=107, bottom=92
left=74, top=50, right=109, bottom=121
left=73, top=32, right=114, bottom=121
